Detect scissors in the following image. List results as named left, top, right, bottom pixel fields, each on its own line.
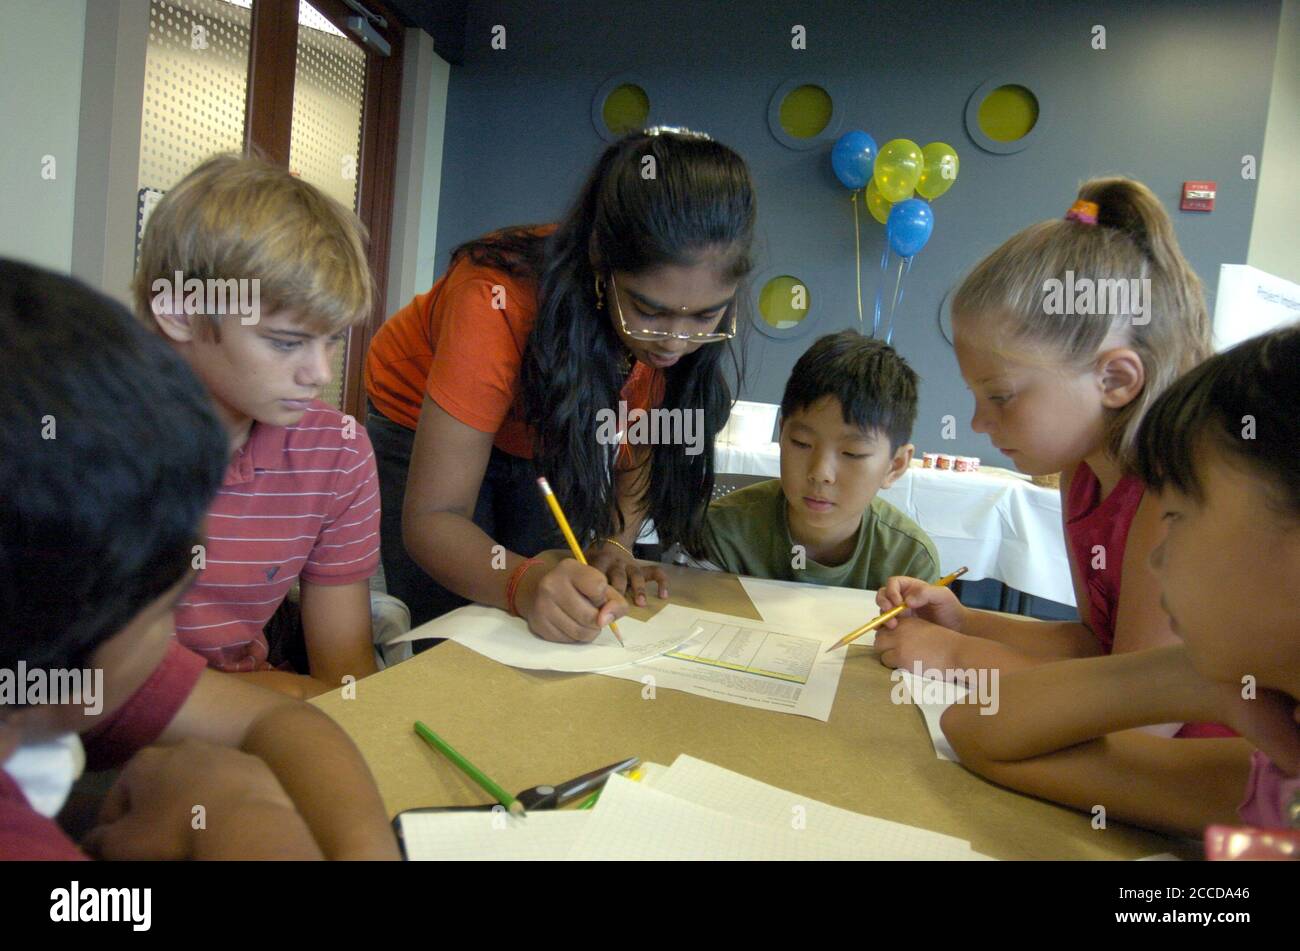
left=513, top=755, right=640, bottom=810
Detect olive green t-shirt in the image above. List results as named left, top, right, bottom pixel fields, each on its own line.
left=698, top=479, right=941, bottom=589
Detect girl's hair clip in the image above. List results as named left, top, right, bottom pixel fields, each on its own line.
left=1065, top=199, right=1100, bottom=225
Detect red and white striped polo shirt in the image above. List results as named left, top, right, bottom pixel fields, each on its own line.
left=175, top=402, right=381, bottom=672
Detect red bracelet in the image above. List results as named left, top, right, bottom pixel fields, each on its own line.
left=505, top=558, right=543, bottom=617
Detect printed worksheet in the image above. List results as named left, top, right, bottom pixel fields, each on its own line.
left=666, top=620, right=821, bottom=683
left=598, top=607, right=845, bottom=721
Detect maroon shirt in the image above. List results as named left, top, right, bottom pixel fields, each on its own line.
left=1065, top=460, right=1143, bottom=655
left=0, top=642, right=207, bottom=859
left=1065, top=461, right=1233, bottom=739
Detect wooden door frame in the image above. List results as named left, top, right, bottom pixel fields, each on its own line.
left=244, top=0, right=405, bottom=422
left=244, top=0, right=299, bottom=166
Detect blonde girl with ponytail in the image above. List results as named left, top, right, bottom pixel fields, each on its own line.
left=875, top=179, right=1235, bottom=740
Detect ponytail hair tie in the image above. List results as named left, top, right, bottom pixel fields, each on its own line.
left=1065, top=199, right=1100, bottom=225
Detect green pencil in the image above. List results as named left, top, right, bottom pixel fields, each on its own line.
left=413, top=721, right=526, bottom=818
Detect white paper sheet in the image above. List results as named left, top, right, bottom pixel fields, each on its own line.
left=738, top=576, right=883, bottom=647
left=398, top=810, right=588, bottom=861
left=630, top=761, right=669, bottom=787
left=597, top=606, right=846, bottom=720
left=387, top=603, right=696, bottom=673
left=396, top=759, right=991, bottom=861
left=653, top=755, right=991, bottom=860
left=894, top=668, right=967, bottom=761
left=567, top=772, right=862, bottom=860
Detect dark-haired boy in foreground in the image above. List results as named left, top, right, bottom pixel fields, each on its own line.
left=0, top=260, right=396, bottom=860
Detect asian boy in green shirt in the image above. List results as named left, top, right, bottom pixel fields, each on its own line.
left=694, top=330, right=939, bottom=588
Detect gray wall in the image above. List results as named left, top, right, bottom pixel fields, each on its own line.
left=0, top=0, right=86, bottom=273
left=433, top=0, right=1282, bottom=462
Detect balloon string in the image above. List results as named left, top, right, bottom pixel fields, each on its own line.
left=873, top=242, right=889, bottom=339
left=886, top=256, right=904, bottom=344
left=852, top=190, right=863, bottom=333
left=886, top=255, right=912, bottom=345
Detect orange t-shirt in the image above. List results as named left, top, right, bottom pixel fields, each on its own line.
left=365, top=230, right=665, bottom=460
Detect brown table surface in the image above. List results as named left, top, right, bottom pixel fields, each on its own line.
left=313, top=564, right=1196, bottom=860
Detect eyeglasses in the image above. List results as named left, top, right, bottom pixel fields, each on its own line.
left=608, top=273, right=736, bottom=343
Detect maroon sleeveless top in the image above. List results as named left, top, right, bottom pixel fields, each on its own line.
left=1065, top=461, right=1142, bottom=654
left=1065, top=461, right=1234, bottom=739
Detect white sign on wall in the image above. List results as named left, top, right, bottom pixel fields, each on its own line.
left=1212, top=264, right=1300, bottom=351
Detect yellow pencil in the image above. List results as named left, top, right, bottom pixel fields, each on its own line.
left=824, top=567, right=968, bottom=652
left=536, top=477, right=625, bottom=646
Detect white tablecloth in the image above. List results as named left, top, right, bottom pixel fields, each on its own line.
left=687, top=443, right=1074, bottom=607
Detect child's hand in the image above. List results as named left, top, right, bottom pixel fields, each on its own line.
left=588, top=541, right=669, bottom=608
left=519, top=558, right=629, bottom=643
left=83, top=740, right=313, bottom=860
left=874, top=617, right=967, bottom=673
left=875, top=576, right=967, bottom=632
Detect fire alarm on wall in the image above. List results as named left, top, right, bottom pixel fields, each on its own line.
left=1181, top=181, right=1216, bottom=212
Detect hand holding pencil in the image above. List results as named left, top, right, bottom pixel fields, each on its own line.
left=873, top=572, right=969, bottom=633
left=517, top=559, right=629, bottom=644
left=530, top=475, right=626, bottom=646
left=826, top=568, right=968, bottom=652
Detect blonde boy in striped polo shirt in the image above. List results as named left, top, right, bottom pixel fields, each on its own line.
left=134, top=155, right=381, bottom=699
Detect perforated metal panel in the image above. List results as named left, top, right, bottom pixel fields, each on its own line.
left=138, top=0, right=252, bottom=192
left=289, top=1, right=366, bottom=409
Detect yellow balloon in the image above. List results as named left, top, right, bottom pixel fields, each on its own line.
left=865, top=180, right=892, bottom=224
left=917, top=142, right=960, bottom=200
left=873, top=138, right=923, bottom=203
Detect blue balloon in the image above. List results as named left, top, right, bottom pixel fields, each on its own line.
left=886, top=198, right=934, bottom=257
left=831, top=131, right=878, bottom=190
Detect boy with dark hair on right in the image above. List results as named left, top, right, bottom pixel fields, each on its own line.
left=0, top=260, right=396, bottom=860
left=692, top=330, right=940, bottom=588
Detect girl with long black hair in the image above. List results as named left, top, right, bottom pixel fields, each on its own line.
left=365, top=128, right=756, bottom=642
